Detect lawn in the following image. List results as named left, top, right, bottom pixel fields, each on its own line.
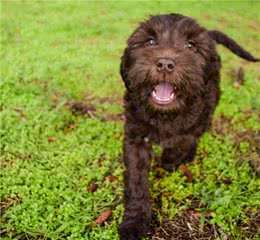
left=0, top=1, right=260, bottom=239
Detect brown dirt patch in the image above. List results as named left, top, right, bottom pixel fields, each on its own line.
left=68, top=100, right=97, bottom=118
left=67, top=95, right=124, bottom=122
left=237, top=208, right=260, bottom=238
left=0, top=195, right=21, bottom=214
left=149, top=206, right=260, bottom=239
left=150, top=211, right=220, bottom=240
left=0, top=195, right=22, bottom=236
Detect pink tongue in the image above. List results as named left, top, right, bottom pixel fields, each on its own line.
left=154, top=83, right=174, bottom=99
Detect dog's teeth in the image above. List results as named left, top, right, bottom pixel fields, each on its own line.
left=155, top=96, right=170, bottom=101
left=152, top=89, right=174, bottom=103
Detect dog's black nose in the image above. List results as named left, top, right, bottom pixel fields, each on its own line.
left=156, top=58, right=175, bottom=72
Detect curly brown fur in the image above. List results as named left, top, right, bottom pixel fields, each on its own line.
left=119, top=13, right=259, bottom=240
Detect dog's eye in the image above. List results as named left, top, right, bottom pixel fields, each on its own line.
left=146, top=39, right=157, bottom=46
left=186, top=40, right=195, bottom=49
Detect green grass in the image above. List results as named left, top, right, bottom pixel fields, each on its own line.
left=1, top=1, right=260, bottom=239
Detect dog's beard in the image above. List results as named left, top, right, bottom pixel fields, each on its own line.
left=126, top=62, right=205, bottom=113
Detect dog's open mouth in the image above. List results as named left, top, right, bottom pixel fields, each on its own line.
left=152, top=82, right=175, bottom=105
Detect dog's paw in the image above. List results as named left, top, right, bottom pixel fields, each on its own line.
left=161, top=162, right=177, bottom=172
left=119, top=218, right=149, bottom=240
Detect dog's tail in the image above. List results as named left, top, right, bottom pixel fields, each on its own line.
left=208, top=30, right=259, bottom=62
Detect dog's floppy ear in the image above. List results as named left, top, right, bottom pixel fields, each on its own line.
left=208, top=30, right=259, bottom=62
left=120, top=51, right=132, bottom=92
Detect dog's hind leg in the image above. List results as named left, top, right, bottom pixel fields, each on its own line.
left=161, top=138, right=197, bottom=172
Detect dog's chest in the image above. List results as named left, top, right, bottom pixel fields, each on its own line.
left=147, top=118, right=181, bottom=147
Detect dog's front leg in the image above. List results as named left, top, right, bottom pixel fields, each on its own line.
left=119, top=133, right=152, bottom=240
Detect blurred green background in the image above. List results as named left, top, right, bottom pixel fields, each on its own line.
left=1, top=1, right=259, bottom=239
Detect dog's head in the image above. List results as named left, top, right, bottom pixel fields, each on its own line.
left=121, top=14, right=220, bottom=112
left=121, top=14, right=259, bottom=112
